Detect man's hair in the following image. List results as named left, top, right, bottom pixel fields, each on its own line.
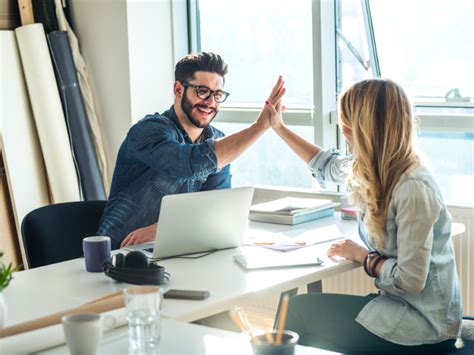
left=175, top=52, right=228, bottom=83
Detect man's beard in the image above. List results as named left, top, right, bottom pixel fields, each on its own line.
left=181, top=91, right=217, bottom=129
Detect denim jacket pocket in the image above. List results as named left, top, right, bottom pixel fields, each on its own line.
left=152, top=173, right=183, bottom=194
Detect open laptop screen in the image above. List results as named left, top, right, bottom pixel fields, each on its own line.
left=126, top=187, right=254, bottom=259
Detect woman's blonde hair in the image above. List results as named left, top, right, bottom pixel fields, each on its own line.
left=339, top=79, right=419, bottom=247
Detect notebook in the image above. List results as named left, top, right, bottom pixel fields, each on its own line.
left=125, top=187, right=254, bottom=259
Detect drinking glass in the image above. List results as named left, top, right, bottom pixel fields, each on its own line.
left=124, top=286, right=162, bottom=348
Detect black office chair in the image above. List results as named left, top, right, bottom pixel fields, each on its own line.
left=21, top=200, right=107, bottom=268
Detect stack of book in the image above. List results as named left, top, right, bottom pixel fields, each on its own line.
left=249, top=197, right=339, bottom=225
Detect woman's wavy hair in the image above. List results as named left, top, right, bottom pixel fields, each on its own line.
left=339, top=79, right=419, bottom=247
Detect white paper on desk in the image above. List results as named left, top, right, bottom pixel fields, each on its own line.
left=0, top=308, right=127, bottom=353
left=245, top=225, right=343, bottom=252
left=292, top=225, right=343, bottom=246
left=245, top=229, right=306, bottom=251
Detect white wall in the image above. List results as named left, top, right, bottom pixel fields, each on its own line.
left=68, top=0, right=175, bottom=181
left=127, top=0, right=174, bottom=122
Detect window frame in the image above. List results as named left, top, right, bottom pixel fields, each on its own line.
left=174, top=0, right=473, bottom=193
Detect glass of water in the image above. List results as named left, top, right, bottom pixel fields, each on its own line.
left=124, top=286, right=162, bottom=348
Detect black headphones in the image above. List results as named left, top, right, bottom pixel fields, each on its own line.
left=102, top=251, right=170, bottom=285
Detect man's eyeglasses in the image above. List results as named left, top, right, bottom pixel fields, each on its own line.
left=182, top=83, right=230, bottom=103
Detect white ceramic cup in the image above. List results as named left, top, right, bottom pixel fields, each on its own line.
left=61, top=313, right=115, bottom=355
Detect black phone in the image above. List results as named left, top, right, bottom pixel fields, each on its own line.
left=163, top=289, right=210, bottom=300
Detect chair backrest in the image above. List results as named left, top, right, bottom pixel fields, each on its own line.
left=21, top=200, right=107, bottom=268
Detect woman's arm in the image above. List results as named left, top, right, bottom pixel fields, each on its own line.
left=376, top=180, right=442, bottom=294
left=267, top=101, right=350, bottom=185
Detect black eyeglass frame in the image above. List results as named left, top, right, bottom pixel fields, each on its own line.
left=181, top=83, right=230, bottom=103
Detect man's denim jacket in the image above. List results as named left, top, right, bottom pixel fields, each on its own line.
left=309, top=148, right=462, bottom=346
left=97, top=106, right=231, bottom=249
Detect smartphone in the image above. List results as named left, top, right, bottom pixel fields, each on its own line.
left=163, top=289, right=210, bottom=300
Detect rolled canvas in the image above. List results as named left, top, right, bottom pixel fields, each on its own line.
left=15, top=23, right=81, bottom=203
left=47, top=31, right=106, bottom=200
left=0, top=31, right=50, bottom=264
left=54, top=0, right=110, bottom=194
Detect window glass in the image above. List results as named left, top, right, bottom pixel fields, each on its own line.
left=336, top=0, right=372, bottom=92
left=198, top=0, right=313, bottom=107
left=370, top=0, right=474, bottom=100
left=213, top=122, right=313, bottom=188
left=417, top=131, right=473, bottom=206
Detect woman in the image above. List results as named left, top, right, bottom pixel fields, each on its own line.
left=267, top=79, right=462, bottom=353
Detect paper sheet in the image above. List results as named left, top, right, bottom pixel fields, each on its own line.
left=245, top=224, right=343, bottom=251
left=15, top=23, right=81, bottom=203
left=0, top=31, right=51, bottom=263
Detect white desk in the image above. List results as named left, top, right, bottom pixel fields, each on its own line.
left=4, top=214, right=360, bottom=326
left=1, top=215, right=465, bottom=353
left=39, top=318, right=338, bottom=355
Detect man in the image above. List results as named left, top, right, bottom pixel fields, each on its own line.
left=97, top=52, right=285, bottom=249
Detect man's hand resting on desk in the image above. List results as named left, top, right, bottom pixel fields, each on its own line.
left=327, top=239, right=368, bottom=264
left=120, top=223, right=158, bottom=247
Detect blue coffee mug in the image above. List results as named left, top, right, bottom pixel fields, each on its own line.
left=83, top=236, right=111, bottom=272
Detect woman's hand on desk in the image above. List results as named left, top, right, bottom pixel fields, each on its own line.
left=327, top=239, right=368, bottom=264
left=120, top=223, right=158, bottom=247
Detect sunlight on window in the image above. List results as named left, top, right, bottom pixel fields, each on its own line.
left=370, top=0, right=474, bottom=99
left=417, top=131, right=474, bottom=206
left=199, top=0, right=313, bottom=107
left=213, top=122, right=313, bottom=188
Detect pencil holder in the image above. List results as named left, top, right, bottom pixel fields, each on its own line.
left=250, top=330, right=299, bottom=355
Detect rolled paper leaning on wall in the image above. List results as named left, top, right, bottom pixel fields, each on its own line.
left=0, top=31, right=51, bottom=264
left=47, top=31, right=106, bottom=200
left=53, top=0, right=110, bottom=194
left=15, top=23, right=81, bottom=203
left=32, top=0, right=59, bottom=33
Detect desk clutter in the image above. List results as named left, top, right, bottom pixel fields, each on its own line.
left=0, top=286, right=161, bottom=354
left=0, top=290, right=124, bottom=339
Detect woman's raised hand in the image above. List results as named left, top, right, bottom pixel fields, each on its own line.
left=256, top=76, right=286, bottom=128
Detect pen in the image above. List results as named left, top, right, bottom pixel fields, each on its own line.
left=276, top=295, right=289, bottom=344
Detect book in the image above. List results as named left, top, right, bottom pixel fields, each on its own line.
left=249, top=197, right=339, bottom=225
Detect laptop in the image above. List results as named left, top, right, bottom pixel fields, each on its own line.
left=125, top=187, right=254, bottom=259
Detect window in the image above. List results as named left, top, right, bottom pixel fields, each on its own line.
left=198, top=0, right=313, bottom=107
left=191, top=0, right=473, bottom=205
left=337, top=0, right=473, bottom=205
left=197, top=0, right=318, bottom=190
left=213, top=123, right=314, bottom=188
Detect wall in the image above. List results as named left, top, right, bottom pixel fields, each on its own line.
left=68, top=0, right=174, bottom=181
